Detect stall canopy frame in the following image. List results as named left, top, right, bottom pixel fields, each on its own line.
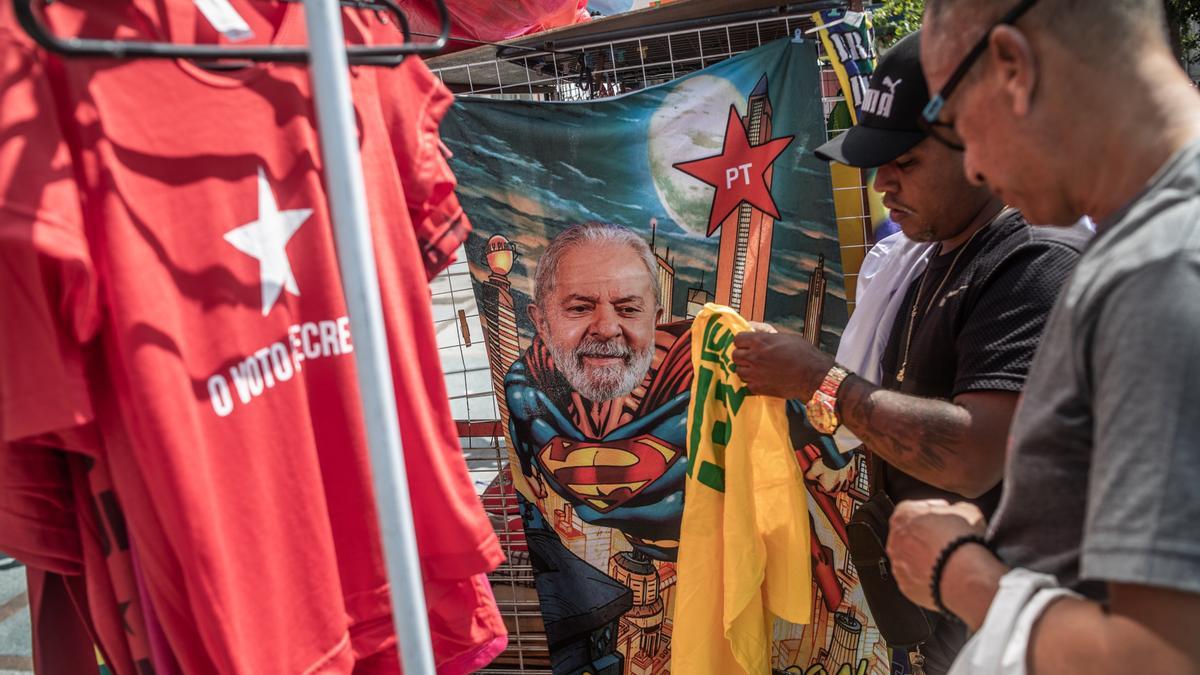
left=426, top=5, right=876, bottom=672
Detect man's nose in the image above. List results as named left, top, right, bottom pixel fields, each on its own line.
left=963, top=151, right=988, bottom=187
left=587, top=305, right=622, bottom=339
left=873, top=162, right=899, bottom=193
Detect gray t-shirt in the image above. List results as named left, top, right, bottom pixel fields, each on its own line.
left=990, top=138, right=1200, bottom=600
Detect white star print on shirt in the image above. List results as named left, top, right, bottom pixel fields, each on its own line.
left=224, top=167, right=313, bottom=316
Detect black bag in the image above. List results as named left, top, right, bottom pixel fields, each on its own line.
left=846, top=460, right=936, bottom=649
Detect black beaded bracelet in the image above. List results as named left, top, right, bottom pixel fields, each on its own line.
left=930, top=533, right=992, bottom=622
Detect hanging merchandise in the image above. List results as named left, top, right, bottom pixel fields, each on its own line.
left=810, top=8, right=877, bottom=125
left=0, top=2, right=504, bottom=672
left=586, top=0, right=676, bottom=17
left=812, top=8, right=892, bottom=269
left=396, top=0, right=590, bottom=49
left=0, top=445, right=132, bottom=675
left=674, top=304, right=813, bottom=675
left=443, top=38, right=887, bottom=674
left=72, top=453, right=163, bottom=675
left=24, top=566, right=100, bottom=675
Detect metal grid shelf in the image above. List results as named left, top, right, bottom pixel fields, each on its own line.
left=437, top=16, right=814, bottom=101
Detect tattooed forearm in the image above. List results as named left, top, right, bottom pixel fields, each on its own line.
left=836, top=374, right=976, bottom=492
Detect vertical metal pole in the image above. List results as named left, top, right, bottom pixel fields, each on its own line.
left=301, top=2, right=436, bottom=673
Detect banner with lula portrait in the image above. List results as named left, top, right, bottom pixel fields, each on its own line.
left=442, top=38, right=890, bottom=675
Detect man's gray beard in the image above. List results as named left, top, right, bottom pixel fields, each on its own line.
left=547, top=336, right=655, bottom=402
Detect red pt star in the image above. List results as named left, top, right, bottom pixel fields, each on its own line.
left=673, top=104, right=794, bottom=236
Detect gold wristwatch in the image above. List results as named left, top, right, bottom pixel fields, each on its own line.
left=806, top=365, right=850, bottom=435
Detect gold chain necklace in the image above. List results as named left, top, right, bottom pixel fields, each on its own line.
left=896, top=223, right=989, bottom=384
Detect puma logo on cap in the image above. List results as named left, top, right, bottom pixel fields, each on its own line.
left=862, top=76, right=903, bottom=119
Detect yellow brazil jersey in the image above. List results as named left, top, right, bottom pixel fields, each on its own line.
left=674, top=304, right=813, bottom=674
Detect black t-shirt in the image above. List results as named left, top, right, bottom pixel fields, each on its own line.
left=877, top=210, right=1090, bottom=514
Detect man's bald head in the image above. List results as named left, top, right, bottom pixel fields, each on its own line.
left=919, top=0, right=1198, bottom=226
left=925, top=0, right=1168, bottom=66
left=925, top=0, right=1165, bottom=31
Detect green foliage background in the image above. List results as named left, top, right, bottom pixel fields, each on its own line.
left=871, top=0, right=924, bottom=51
left=1165, top=0, right=1200, bottom=67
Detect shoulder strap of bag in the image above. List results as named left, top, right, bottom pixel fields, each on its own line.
left=865, top=444, right=887, bottom=497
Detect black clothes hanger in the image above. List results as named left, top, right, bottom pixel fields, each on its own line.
left=13, top=0, right=448, bottom=66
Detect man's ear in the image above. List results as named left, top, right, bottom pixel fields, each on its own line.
left=655, top=306, right=664, bottom=325
left=989, top=25, right=1038, bottom=117
left=528, top=303, right=544, bottom=333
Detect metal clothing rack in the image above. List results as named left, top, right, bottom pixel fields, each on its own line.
left=14, top=0, right=448, bottom=64
left=302, top=2, right=436, bottom=673
left=16, top=0, right=445, bottom=672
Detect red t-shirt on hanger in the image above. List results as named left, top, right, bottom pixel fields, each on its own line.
left=0, top=2, right=503, bottom=672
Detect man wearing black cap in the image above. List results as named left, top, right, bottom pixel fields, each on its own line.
left=732, top=31, right=1089, bottom=674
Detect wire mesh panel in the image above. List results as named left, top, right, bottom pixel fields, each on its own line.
left=428, top=9, right=873, bottom=672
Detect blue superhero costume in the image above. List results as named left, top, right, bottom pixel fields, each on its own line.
left=506, top=323, right=856, bottom=673
left=507, top=325, right=854, bottom=570
left=506, top=323, right=693, bottom=561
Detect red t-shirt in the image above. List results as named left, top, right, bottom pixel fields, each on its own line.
left=0, top=3, right=503, bottom=672
left=372, top=56, right=471, bottom=281
left=393, top=0, right=589, bottom=49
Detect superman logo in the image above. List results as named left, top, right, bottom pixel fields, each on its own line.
left=537, top=435, right=682, bottom=513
